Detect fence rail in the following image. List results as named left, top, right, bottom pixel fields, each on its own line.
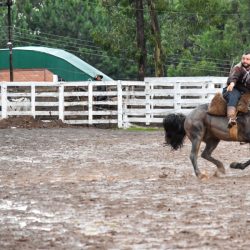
left=0, top=77, right=227, bottom=128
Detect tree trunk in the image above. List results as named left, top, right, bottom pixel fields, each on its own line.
left=135, top=0, right=146, bottom=81
left=147, top=0, right=164, bottom=77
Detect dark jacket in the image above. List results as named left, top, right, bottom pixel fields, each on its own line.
left=227, top=62, right=250, bottom=93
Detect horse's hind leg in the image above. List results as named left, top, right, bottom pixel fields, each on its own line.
left=201, top=138, right=225, bottom=175
left=230, top=159, right=250, bottom=170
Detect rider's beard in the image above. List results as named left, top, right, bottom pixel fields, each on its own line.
left=241, top=62, right=250, bottom=68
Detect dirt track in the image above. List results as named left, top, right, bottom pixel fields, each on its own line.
left=0, top=127, right=249, bottom=250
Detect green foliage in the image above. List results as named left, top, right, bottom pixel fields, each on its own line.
left=163, top=0, right=250, bottom=76
left=125, top=126, right=161, bottom=131
left=0, top=0, right=250, bottom=79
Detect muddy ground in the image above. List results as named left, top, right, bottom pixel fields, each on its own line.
left=0, top=122, right=249, bottom=249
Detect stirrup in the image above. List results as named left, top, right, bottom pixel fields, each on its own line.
left=228, top=118, right=237, bottom=128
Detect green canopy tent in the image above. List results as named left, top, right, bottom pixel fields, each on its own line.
left=0, top=46, right=113, bottom=81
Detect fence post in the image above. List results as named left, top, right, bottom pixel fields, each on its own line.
left=150, top=83, right=154, bottom=123
left=145, top=81, right=151, bottom=125
left=58, top=84, right=64, bottom=121
left=123, top=86, right=129, bottom=128
left=31, top=84, right=36, bottom=118
left=174, top=82, right=181, bottom=112
left=88, top=82, right=93, bottom=125
left=207, top=80, right=216, bottom=102
left=1, top=84, right=7, bottom=119
left=204, top=81, right=208, bottom=103
left=117, top=80, right=123, bottom=128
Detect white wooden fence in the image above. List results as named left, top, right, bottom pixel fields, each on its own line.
left=0, top=77, right=227, bottom=128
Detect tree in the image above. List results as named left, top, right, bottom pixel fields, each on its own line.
left=147, top=0, right=164, bottom=76
left=1, top=0, right=250, bottom=79
left=135, top=0, right=146, bottom=80
left=163, top=0, right=244, bottom=76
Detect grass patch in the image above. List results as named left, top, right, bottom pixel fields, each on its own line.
left=125, top=126, right=162, bottom=132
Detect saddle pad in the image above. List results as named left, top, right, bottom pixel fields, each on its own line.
left=208, top=92, right=250, bottom=116
left=208, top=92, right=227, bottom=116
left=229, top=124, right=238, bottom=141
left=237, top=93, right=250, bottom=113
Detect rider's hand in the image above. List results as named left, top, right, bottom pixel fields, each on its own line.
left=227, top=82, right=235, bottom=92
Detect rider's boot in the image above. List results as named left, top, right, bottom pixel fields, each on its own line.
left=227, top=106, right=237, bottom=128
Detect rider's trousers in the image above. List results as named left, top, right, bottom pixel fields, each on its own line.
left=222, top=87, right=241, bottom=107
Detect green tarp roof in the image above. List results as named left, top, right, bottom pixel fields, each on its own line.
left=0, top=46, right=113, bottom=81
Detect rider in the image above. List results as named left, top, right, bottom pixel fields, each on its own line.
left=223, top=52, right=250, bottom=128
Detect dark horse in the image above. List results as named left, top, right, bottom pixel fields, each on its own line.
left=163, top=104, right=250, bottom=179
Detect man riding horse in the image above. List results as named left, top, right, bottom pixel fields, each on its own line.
left=223, top=52, right=250, bottom=128
left=163, top=52, right=250, bottom=178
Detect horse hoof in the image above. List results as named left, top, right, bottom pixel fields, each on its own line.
left=230, top=162, right=243, bottom=170
left=213, top=170, right=224, bottom=177
left=217, top=167, right=226, bottom=174
left=198, top=172, right=209, bottom=180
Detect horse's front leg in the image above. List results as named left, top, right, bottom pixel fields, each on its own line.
left=189, top=137, right=207, bottom=179
left=201, top=138, right=225, bottom=175
left=230, top=159, right=250, bottom=170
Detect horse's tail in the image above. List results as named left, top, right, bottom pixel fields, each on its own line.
left=163, top=113, right=186, bottom=150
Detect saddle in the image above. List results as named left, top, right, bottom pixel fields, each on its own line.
left=208, top=92, right=250, bottom=141
left=208, top=92, right=250, bottom=116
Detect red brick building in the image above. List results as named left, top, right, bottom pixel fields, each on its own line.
left=0, top=68, right=54, bottom=82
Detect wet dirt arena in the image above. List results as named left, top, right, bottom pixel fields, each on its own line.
left=0, top=127, right=249, bottom=250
